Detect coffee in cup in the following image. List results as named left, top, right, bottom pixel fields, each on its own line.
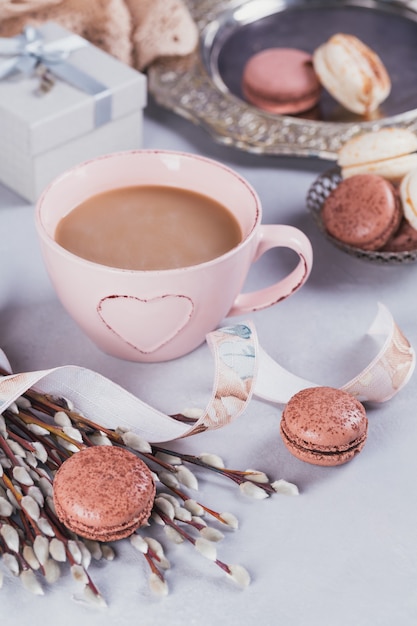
left=54, top=185, right=242, bottom=270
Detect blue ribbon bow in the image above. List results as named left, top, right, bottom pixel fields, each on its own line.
left=0, top=26, right=112, bottom=126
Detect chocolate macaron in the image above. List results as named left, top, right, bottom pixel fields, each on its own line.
left=321, top=173, right=402, bottom=251
left=382, top=217, right=417, bottom=252
left=53, top=446, right=156, bottom=541
left=280, top=386, right=368, bottom=466
left=241, top=48, right=321, bottom=115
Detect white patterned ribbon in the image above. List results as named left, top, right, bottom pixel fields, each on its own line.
left=0, top=304, right=413, bottom=443
left=254, top=302, right=415, bottom=404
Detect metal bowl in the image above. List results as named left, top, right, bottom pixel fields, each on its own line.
left=306, top=168, right=417, bottom=264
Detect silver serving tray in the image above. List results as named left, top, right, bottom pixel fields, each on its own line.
left=148, top=0, right=417, bottom=159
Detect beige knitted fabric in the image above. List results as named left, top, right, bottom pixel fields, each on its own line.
left=0, top=0, right=198, bottom=69
left=0, top=0, right=133, bottom=64
left=0, top=0, right=62, bottom=19
left=124, top=0, right=198, bottom=69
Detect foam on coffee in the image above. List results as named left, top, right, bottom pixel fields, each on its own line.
left=55, top=185, right=242, bottom=270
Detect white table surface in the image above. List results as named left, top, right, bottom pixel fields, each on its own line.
left=1, top=98, right=416, bottom=626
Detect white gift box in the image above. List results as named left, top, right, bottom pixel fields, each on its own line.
left=0, top=22, right=147, bottom=203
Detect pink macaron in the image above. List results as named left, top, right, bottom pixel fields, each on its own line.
left=241, top=48, right=321, bottom=115
left=280, top=386, right=368, bottom=466
left=53, top=446, right=156, bottom=541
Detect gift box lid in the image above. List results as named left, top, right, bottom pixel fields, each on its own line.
left=0, top=22, right=147, bottom=157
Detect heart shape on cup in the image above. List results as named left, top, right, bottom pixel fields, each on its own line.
left=97, top=294, right=194, bottom=354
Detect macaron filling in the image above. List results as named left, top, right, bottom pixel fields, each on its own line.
left=242, top=85, right=320, bottom=115
left=56, top=511, right=151, bottom=543
left=280, top=420, right=367, bottom=459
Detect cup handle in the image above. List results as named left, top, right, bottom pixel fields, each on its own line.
left=227, top=225, right=313, bottom=317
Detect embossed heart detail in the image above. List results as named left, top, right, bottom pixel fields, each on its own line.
left=97, top=294, right=194, bottom=354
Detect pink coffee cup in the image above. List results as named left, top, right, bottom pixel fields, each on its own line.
left=35, top=150, right=312, bottom=362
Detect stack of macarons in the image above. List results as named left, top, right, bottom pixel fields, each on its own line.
left=241, top=33, right=390, bottom=118
left=321, top=127, right=417, bottom=253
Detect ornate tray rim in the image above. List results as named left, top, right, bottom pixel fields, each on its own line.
left=148, top=0, right=417, bottom=160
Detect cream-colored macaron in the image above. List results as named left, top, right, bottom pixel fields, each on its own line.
left=313, top=33, right=391, bottom=115
left=400, top=168, right=417, bottom=230
left=338, top=128, right=417, bottom=183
